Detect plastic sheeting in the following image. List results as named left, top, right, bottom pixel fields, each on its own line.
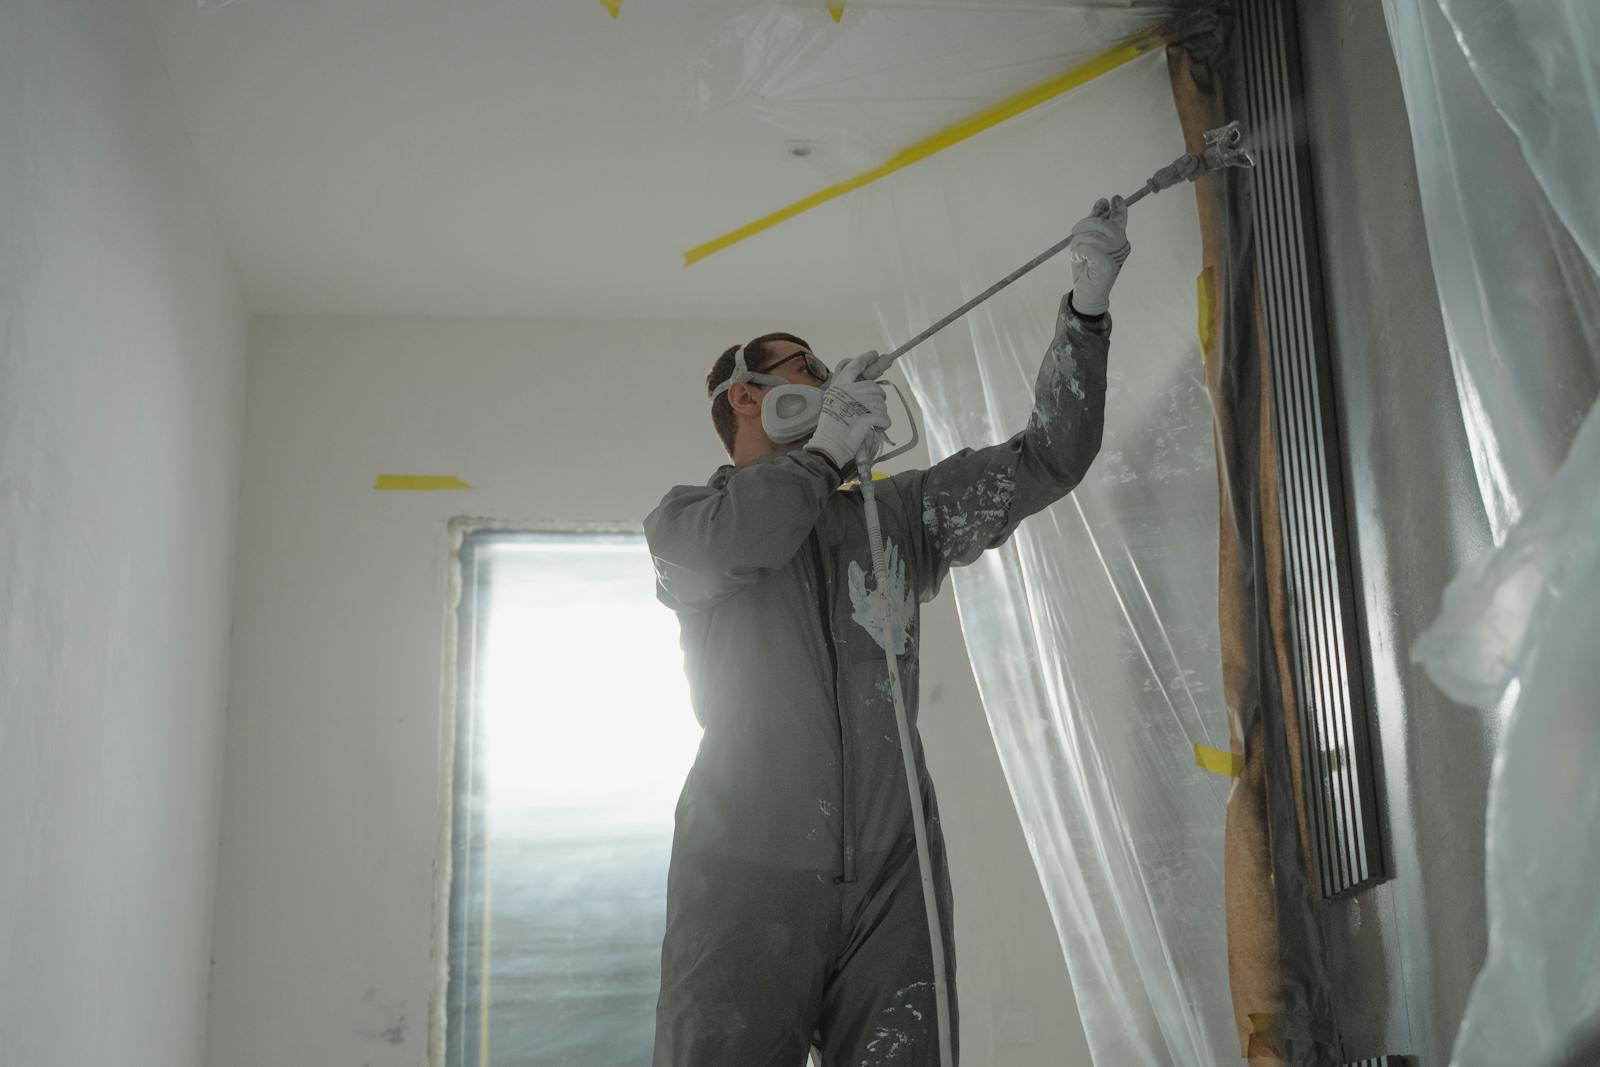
left=1379, top=1, right=1600, bottom=1063
left=696, top=7, right=1238, bottom=1061
left=693, top=8, right=1262, bottom=1062
left=852, top=53, right=1236, bottom=1064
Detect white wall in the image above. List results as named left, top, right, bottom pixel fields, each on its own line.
left=0, top=2, right=250, bottom=1065
left=210, top=314, right=1088, bottom=1065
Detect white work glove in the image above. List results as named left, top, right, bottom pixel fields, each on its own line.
left=1068, top=195, right=1131, bottom=316
left=806, top=353, right=891, bottom=471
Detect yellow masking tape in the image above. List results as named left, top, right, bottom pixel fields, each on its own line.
left=600, top=0, right=620, bottom=16
left=1195, top=743, right=1243, bottom=778
left=683, top=27, right=1163, bottom=266
left=373, top=475, right=475, bottom=491
left=828, top=0, right=845, bottom=22
left=1197, top=267, right=1215, bottom=356
left=478, top=835, right=493, bottom=1067
left=1249, top=1012, right=1277, bottom=1036
left=838, top=471, right=894, bottom=490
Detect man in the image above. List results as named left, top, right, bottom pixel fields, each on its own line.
left=646, top=198, right=1130, bottom=1065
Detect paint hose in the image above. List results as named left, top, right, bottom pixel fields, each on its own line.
left=854, top=440, right=956, bottom=1067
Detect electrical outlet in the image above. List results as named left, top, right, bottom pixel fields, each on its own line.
left=998, top=1005, right=1035, bottom=1045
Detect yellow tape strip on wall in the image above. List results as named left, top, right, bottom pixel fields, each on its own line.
left=373, top=475, right=475, bottom=491
left=683, top=27, right=1163, bottom=267
left=478, top=834, right=494, bottom=1067
left=1195, top=743, right=1244, bottom=778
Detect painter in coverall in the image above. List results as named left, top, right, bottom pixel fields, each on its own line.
left=646, top=198, right=1130, bottom=1066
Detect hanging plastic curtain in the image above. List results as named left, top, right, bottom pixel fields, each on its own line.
left=693, top=6, right=1246, bottom=1061
left=1379, top=1, right=1600, bottom=1064
left=852, top=52, right=1236, bottom=1064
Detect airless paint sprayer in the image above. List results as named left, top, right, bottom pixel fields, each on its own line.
left=850, top=121, right=1254, bottom=1067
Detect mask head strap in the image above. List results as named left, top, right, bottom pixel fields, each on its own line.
left=711, top=345, right=789, bottom=403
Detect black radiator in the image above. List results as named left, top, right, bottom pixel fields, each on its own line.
left=1237, top=0, right=1385, bottom=899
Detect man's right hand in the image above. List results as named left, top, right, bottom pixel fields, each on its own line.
left=806, top=353, right=891, bottom=470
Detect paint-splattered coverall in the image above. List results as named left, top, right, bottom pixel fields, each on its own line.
left=646, top=296, right=1110, bottom=1066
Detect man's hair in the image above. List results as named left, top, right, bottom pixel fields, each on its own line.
left=707, top=332, right=812, bottom=457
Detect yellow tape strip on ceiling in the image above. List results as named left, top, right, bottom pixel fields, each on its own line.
left=683, top=26, right=1163, bottom=266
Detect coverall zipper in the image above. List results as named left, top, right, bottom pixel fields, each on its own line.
left=808, top=529, right=856, bottom=883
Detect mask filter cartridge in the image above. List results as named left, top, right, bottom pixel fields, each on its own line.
left=761, top=384, right=823, bottom=444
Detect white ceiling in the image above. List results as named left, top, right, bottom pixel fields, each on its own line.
left=140, top=0, right=882, bottom=323
left=140, top=0, right=1161, bottom=323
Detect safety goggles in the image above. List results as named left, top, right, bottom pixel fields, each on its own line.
left=710, top=346, right=832, bottom=402
left=762, top=350, right=832, bottom=384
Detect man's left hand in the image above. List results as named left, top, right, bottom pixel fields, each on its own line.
left=1068, top=195, right=1131, bottom=316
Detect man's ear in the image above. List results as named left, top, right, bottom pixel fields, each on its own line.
left=728, top=380, right=762, bottom=418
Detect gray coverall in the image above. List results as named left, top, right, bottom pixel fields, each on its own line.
left=646, top=295, right=1110, bottom=1066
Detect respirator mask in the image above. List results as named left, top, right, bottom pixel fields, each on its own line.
left=711, top=344, right=921, bottom=464
left=710, top=346, right=832, bottom=444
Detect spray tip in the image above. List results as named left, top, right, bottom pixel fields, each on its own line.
left=1201, top=120, right=1256, bottom=172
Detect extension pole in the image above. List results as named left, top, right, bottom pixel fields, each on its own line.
left=877, top=119, right=1254, bottom=372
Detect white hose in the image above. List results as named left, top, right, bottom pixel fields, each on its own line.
left=856, top=441, right=955, bottom=1067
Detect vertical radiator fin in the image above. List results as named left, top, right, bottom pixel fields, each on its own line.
left=1237, top=0, right=1385, bottom=898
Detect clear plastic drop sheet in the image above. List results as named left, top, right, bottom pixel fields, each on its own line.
left=1417, top=408, right=1600, bottom=1067
left=1380, top=1, right=1600, bottom=1063
left=691, top=0, right=1179, bottom=175
left=853, top=52, right=1237, bottom=1065
left=1375, top=0, right=1600, bottom=540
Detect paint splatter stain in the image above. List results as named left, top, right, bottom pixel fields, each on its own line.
left=853, top=982, right=936, bottom=1062
left=355, top=989, right=408, bottom=1046
left=847, top=541, right=915, bottom=655
left=923, top=468, right=1017, bottom=564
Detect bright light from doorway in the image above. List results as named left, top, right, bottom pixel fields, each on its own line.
left=446, top=531, right=701, bottom=1066
left=480, top=544, right=700, bottom=822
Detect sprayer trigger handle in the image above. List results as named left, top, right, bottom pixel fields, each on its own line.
left=856, top=350, right=895, bottom=380
left=856, top=435, right=882, bottom=469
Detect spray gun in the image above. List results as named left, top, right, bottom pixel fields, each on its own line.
left=851, top=121, right=1255, bottom=1067
left=1123, top=119, right=1255, bottom=207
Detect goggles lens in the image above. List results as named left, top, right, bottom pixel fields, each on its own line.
left=764, top=350, right=831, bottom=383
